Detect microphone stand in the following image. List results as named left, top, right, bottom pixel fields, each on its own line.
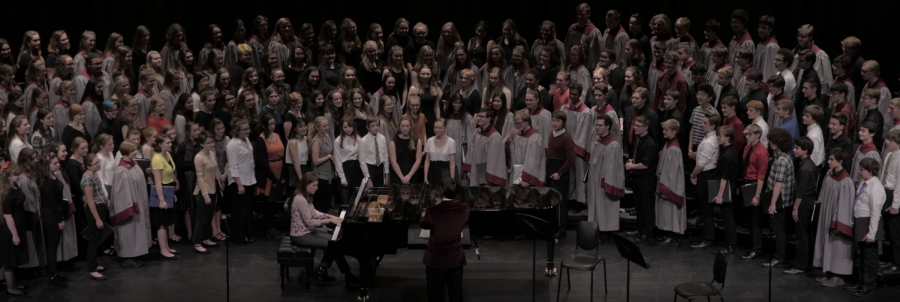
left=222, top=214, right=231, bottom=302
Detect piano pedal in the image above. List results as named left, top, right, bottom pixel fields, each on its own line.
left=544, top=267, right=557, bottom=276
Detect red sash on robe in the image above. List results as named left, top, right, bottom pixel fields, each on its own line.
left=597, top=134, right=625, bottom=197
left=827, top=169, right=853, bottom=236
left=759, top=35, right=778, bottom=46
left=109, top=159, right=141, bottom=226
left=657, top=139, right=685, bottom=206
left=570, top=22, right=598, bottom=35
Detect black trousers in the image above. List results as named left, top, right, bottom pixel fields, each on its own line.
left=426, top=266, right=464, bottom=302
left=889, top=212, right=900, bottom=266
left=632, top=174, right=657, bottom=235
left=858, top=241, right=879, bottom=290
left=367, top=164, right=386, bottom=187
left=547, top=170, right=569, bottom=235
left=263, top=182, right=285, bottom=230
left=793, top=199, right=815, bottom=270
left=40, top=207, right=61, bottom=277
left=313, top=178, right=333, bottom=213
left=697, top=170, right=717, bottom=240
left=193, top=193, right=217, bottom=245
left=750, top=204, right=765, bottom=252
left=770, top=208, right=787, bottom=262
left=228, top=184, right=255, bottom=241
left=718, top=200, right=737, bottom=246
left=84, top=204, right=111, bottom=272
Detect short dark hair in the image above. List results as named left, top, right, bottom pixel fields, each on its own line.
left=767, top=128, right=793, bottom=152
left=803, top=78, right=820, bottom=91
left=831, top=112, right=848, bottom=126
left=596, top=113, right=613, bottom=127
left=689, top=63, right=707, bottom=74
left=804, top=105, right=824, bottom=123
left=828, top=148, right=848, bottom=163
left=758, top=15, right=775, bottom=28
left=860, top=121, right=878, bottom=134
left=718, top=125, right=735, bottom=143
left=860, top=157, right=881, bottom=176
left=745, top=68, right=762, bottom=82
left=830, top=81, right=849, bottom=95
left=703, top=19, right=720, bottom=32
left=731, top=9, right=749, bottom=25
left=776, top=48, right=794, bottom=66
left=833, top=55, right=851, bottom=71
left=552, top=111, right=567, bottom=125
left=442, top=178, right=459, bottom=199
left=794, top=136, right=813, bottom=153
left=766, top=75, right=786, bottom=88
left=478, top=107, right=494, bottom=119
left=704, top=112, right=721, bottom=128
left=697, top=83, right=716, bottom=103
left=720, top=95, right=739, bottom=108
left=568, top=82, right=583, bottom=95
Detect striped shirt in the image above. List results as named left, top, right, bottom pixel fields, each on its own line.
left=690, top=105, right=718, bottom=147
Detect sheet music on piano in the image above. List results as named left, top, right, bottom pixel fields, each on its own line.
left=330, top=177, right=369, bottom=241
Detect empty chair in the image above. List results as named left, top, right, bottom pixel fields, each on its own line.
left=557, top=221, right=607, bottom=302
left=673, top=252, right=728, bottom=301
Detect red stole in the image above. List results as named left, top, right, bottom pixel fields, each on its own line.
left=570, top=22, right=598, bottom=35
left=552, top=88, right=570, bottom=111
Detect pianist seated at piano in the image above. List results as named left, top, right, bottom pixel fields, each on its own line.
left=420, top=178, right=469, bottom=302
left=290, top=172, right=360, bottom=287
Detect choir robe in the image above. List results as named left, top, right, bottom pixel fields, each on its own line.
left=49, top=77, right=66, bottom=108
left=225, top=40, right=261, bottom=70
left=370, top=89, right=402, bottom=126
left=678, top=34, right=702, bottom=65
left=17, top=175, right=43, bottom=269
left=587, top=133, right=624, bottom=231
left=526, top=107, right=552, bottom=149
left=133, top=89, right=153, bottom=129
left=480, top=66, right=514, bottom=96
left=52, top=100, right=70, bottom=141
left=462, top=125, right=506, bottom=186
left=679, top=59, right=697, bottom=87
left=705, top=63, right=730, bottom=91
left=850, top=143, right=881, bottom=184
left=593, top=103, right=621, bottom=145
left=496, top=112, right=516, bottom=143
left=159, top=88, right=179, bottom=122
left=82, top=100, right=102, bottom=137
left=832, top=100, right=856, bottom=136
left=755, top=36, right=780, bottom=80
left=446, top=113, right=475, bottom=186
left=563, top=22, right=603, bottom=68
left=101, top=55, right=115, bottom=78
left=110, top=159, right=151, bottom=258
left=509, top=67, right=530, bottom=101
left=563, top=102, right=593, bottom=203
left=812, top=169, right=855, bottom=275
left=160, top=42, right=187, bottom=72
left=647, top=60, right=664, bottom=103
left=0, top=86, right=6, bottom=106
left=791, top=43, right=833, bottom=94
left=733, top=66, right=769, bottom=100
left=699, top=39, right=724, bottom=70
left=74, top=70, right=112, bottom=104
left=862, top=79, right=892, bottom=134
left=54, top=171, right=78, bottom=261
left=654, top=71, right=689, bottom=113
left=443, top=64, right=482, bottom=95
left=23, top=82, right=46, bottom=116
left=651, top=36, right=678, bottom=52
left=269, top=40, right=296, bottom=70
left=197, top=45, right=215, bottom=71
left=655, top=139, right=685, bottom=234
left=834, top=75, right=856, bottom=106
left=767, top=92, right=792, bottom=128
left=530, top=39, right=567, bottom=72
left=727, top=32, right=754, bottom=72
left=566, top=65, right=591, bottom=103
left=507, top=128, right=545, bottom=187
left=779, top=69, right=798, bottom=98
left=179, top=71, right=193, bottom=95
left=600, top=25, right=629, bottom=66
left=73, top=52, right=102, bottom=77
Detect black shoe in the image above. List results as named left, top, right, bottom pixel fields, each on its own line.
left=159, top=255, right=178, bottom=261
left=315, top=267, right=336, bottom=282
left=854, top=289, right=874, bottom=297
left=844, top=284, right=861, bottom=292
left=657, top=237, right=675, bottom=245
left=880, top=265, right=899, bottom=275
left=624, top=230, right=640, bottom=236
left=691, top=240, right=713, bottom=249
left=48, top=275, right=68, bottom=287
left=5, top=291, right=26, bottom=297
left=719, top=246, right=735, bottom=255
left=120, top=259, right=144, bottom=267
left=345, top=273, right=360, bottom=288
left=741, top=252, right=758, bottom=260
left=633, top=234, right=653, bottom=244
left=761, top=259, right=781, bottom=268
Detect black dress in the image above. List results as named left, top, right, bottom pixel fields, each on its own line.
left=61, top=124, right=93, bottom=153
left=389, top=67, right=407, bottom=91
left=175, top=142, right=198, bottom=211
left=536, top=66, right=559, bottom=92
left=337, top=41, right=363, bottom=69
left=468, top=38, right=488, bottom=69
left=391, top=136, right=421, bottom=184
left=284, top=66, right=305, bottom=92
left=419, top=90, right=439, bottom=138
left=358, top=61, right=384, bottom=95
left=0, top=187, right=28, bottom=268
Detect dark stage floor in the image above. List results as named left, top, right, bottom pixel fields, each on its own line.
left=7, top=228, right=900, bottom=302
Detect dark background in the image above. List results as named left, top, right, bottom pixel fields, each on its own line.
left=3, top=0, right=898, bottom=91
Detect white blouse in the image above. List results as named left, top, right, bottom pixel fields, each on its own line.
left=425, top=137, right=456, bottom=162
left=285, top=138, right=309, bottom=165
left=9, top=136, right=32, bottom=163
left=227, top=137, right=257, bottom=186
left=96, top=152, right=117, bottom=197
left=333, top=136, right=359, bottom=183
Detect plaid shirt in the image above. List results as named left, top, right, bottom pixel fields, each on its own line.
left=766, top=151, right=795, bottom=207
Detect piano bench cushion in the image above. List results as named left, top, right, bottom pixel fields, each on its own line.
left=277, top=237, right=315, bottom=265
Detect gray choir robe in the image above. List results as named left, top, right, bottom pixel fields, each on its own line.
left=563, top=22, right=603, bottom=68
left=370, top=90, right=402, bottom=126
left=101, top=55, right=115, bottom=78
left=509, top=68, right=529, bottom=101
left=463, top=126, right=506, bottom=186
left=655, top=139, right=686, bottom=234
left=23, top=83, right=46, bottom=117
left=680, top=61, right=696, bottom=87
left=110, top=159, right=151, bottom=258
left=699, top=41, right=723, bottom=73
left=159, top=89, right=179, bottom=122
left=180, top=71, right=193, bottom=94
left=727, top=33, right=755, bottom=72
left=593, top=104, right=621, bottom=145
left=49, top=78, right=63, bottom=108
left=652, top=36, right=678, bottom=52
left=247, top=38, right=266, bottom=69
left=83, top=100, right=102, bottom=136
left=198, top=47, right=213, bottom=71
left=563, top=102, right=593, bottom=203
left=862, top=80, right=892, bottom=134
left=530, top=39, right=567, bottom=71
left=18, top=175, right=44, bottom=268
left=446, top=114, right=474, bottom=186
left=134, top=90, right=153, bottom=129
left=480, top=66, right=514, bottom=97
left=268, top=40, right=291, bottom=70
left=508, top=127, right=545, bottom=187
left=566, top=66, right=590, bottom=103
left=600, top=26, right=629, bottom=66
left=850, top=143, right=881, bottom=184
left=790, top=44, right=833, bottom=95
left=647, top=62, right=663, bottom=103
left=812, top=169, right=855, bottom=275
left=74, top=71, right=112, bottom=104
left=160, top=42, right=186, bottom=72
left=766, top=93, right=792, bottom=128
left=52, top=102, right=69, bottom=141
left=73, top=53, right=86, bottom=77
left=526, top=107, right=552, bottom=149
left=755, top=37, right=780, bottom=81
left=497, top=112, right=516, bottom=142
left=54, top=171, right=78, bottom=262
left=444, top=64, right=482, bottom=95
left=588, top=134, right=625, bottom=231
left=225, top=41, right=262, bottom=71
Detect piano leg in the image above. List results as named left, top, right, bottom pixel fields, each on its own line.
left=357, top=257, right=371, bottom=302
left=545, top=238, right=557, bottom=276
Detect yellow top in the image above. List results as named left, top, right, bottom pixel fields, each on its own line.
left=151, top=151, right=176, bottom=184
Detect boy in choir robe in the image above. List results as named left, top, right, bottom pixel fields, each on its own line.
left=546, top=111, right=576, bottom=238
left=562, top=83, right=594, bottom=212
left=655, top=119, right=686, bottom=245
left=624, top=115, right=658, bottom=243
left=463, top=107, right=507, bottom=186
left=880, top=131, right=900, bottom=275
left=506, top=111, right=545, bottom=188
left=110, top=142, right=150, bottom=268
left=646, top=41, right=666, bottom=102
left=727, top=9, right=755, bottom=73
left=774, top=48, right=797, bottom=98
left=812, top=149, right=855, bottom=287
left=689, top=113, right=720, bottom=249
left=828, top=82, right=855, bottom=136
left=591, top=83, right=621, bottom=144
left=521, top=89, right=552, bottom=149
left=760, top=128, right=796, bottom=269
left=587, top=114, right=625, bottom=239
left=564, top=3, right=604, bottom=67
left=860, top=61, right=892, bottom=135
left=677, top=43, right=697, bottom=87
left=706, top=46, right=730, bottom=94
left=848, top=158, right=885, bottom=297
left=360, top=117, right=389, bottom=187
left=840, top=37, right=865, bottom=95
left=792, top=50, right=820, bottom=103
left=674, top=18, right=701, bottom=63
left=601, top=10, right=629, bottom=66
left=700, top=20, right=724, bottom=73
left=738, top=69, right=768, bottom=125
left=792, top=25, right=832, bottom=95
left=831, top=55, right=856, bottom=105
left=858, top=89, right=884, bottom=149
left=755, top=15, right=779, bottom=80
left=766, top=75, right=792, bottom=127
left=803, top=105, right=826, bottom=166
left=747, top=100, right=769, bottom=148
left=714, top=66, right=739, bottom=108
left=783, top=137, right=819, bottom=275
left=655, top=51, right=689, bottom=113
left=850, top=122, right=882, bottom=185
left=741, top=124, right=770, bottom=259
left=719, top=96, right=745, bottom=155
left=826, top=113, right=855, bottom=172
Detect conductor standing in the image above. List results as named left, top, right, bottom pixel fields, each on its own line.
left=420, top=178, right=469, bottom=302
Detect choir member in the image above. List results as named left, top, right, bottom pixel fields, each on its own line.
left=688, top=83, right=718, bottom=160
left=376, top=95, right=398, bottom=139
left=1, top=164, right=27, bottom=296
left=599, top=10, right=628, bottom=67
left=198, top=24, right=225, bottom=73
left=515, top=70, right=551, bottom=112
left=812, top=149, right=855, bottom=287
left=766, top=75, right=791, bottom=127
left=81, top=152, right=112, bottom=278
left=443, top=45, right=479, bottom=104
left=619, top=66, right=645, bottom=115
left=674, top=18, right=701, bottom=65
left=860, top=61, right=891, bottom=134
left=14, top=149, right=41, bottom=271
left=365, top=23, right=385, bottom=62
left=804, top=105, right=826, bottom=165
left=831, top=55, right=856, bottom=105
left=590, top=84, right=619, bottom=144
left=530, top=21, right=566, bottom=72
left=589, top=67, right=620, bottom=110
left=79, top=78, right=104, bottom=136
left=404, top=95, right=427, bottom=143
left=385, top=18, right=411, bottom=63
left=371, top=74, right=402, bottom=126
left=655, top=51, right=688, bottom=113
left=880, top=131, right=900, bottom=275
left=45, top=30, right=70, bottom=80
left=8, top=115, right=30, bottom=164
left=100, top=33, right=123, bottom=77
left=773, top=48, right=797, bottom=98
left=111, top=141, right=149, bottom=267
left=546, top=111, right=575, bottom=236
left=160, top=24, right=187, bottom=72
left=254, top=114, right=284, bottom=239
left=359, top=42, right=385, bottom=97
left=444, top=95, right=473, bottom=185
left=359, top=117, right=389, bottom=187
left=227, top=119, right=257, bottom=244
left=551, top=71, right=572, bottom=111
left=563, top=3, right=603, bottom=67
left=0, top=39, right=14, bottom=70
left=334, top=117, right=362, bottom=204
left=783, top=137, right=818, bottom=276
left=36, top=154, right=70, bottom=286
left=506, top=110, right=544, bottom=188
left=797, top=79, right=825, bottom=134
left=229, top=44, right=253, bottom=91
left=715, top=67, right=740, bottom=110
left=336, top=19, right=362, bottom=69
left=224, top=20, right=258, bottom=71
left=74, top=53, right=111, bottom=103
left=851, top=122, right=881, bottom=184
left=49, top=55, right=75, bottom=106
left=759, top=128, right=795, bottom=269
left=286, top=116, right=309, bottom=195
left=150, top=134, right=179, bottom=259
left=624, top=87, right=660, bottom=151
left=192, top=130, right=221, bottom=254
left=705, top=45, right=729, bottom=92
left=565, top=46, right=590, bottom=102
left=699, top=20, right=723, bottom=69
left=73, top=31, right=101, bottom=77
left=677, top=43, right=697, bottom=87
left=727, top=10, right=755, bottom=71
left=689, top=113, right=719, bottom=249
left=31, top=109, right=55, bottom=157
left=792, top=25, right=832, bottom=94
left=649, top=14, right=676, bottom=52
left=598, top=50, right=625, bottom=95
left=655, top=119, right=685, bottom=245
left=735, top=49, right=767, bottom=107
left=562, top=83, right=594, bottom=207
left=624, top=115, right=657, bottom=243
left=646, top=41, right=665, bottom=102
left=534, top=46, right=561, bottom=95
left=23, top=60, right=48, bottom=113
left=310, top=116, right=335, bottom=213
left=793, top=50, right=820, bottom=103
left=747, top=100, right=769, bottom=148
left=628, top=13, right=652, bottom=62
left=436, top=22, right=462, bottom=78
left=463, top=107, right=506, bottom=186
left=508, top=46, right=529, bottom=102
left=839, top=36, right=865, bottom=93
left=827, top=113, right=855, bottom=172
left=719, top=96, right=745, bottom=155
left=858, top=89, right=884, bottom=149
left=469, top=21, right=491, bottom=69
left=658, top=90, right=685, bottom=151
left=755, top=15, right=779, bottom=80
left=849, top=158, right=884, bottom=297
left=713, top=126, right=740, bottom=254
left=389, top=116, right=423, bottom=185
left=52, top=81, right=75, bottom=141
left=296, top=67, right=329, bottom=101
left=624, top=39, right=647, bottom=80
left=251, top=16, right=271, bottom=67
left=424, top=118, right=456, bottom=186
left=482, top=65, right=513, bottom=111
left=587, top=114, right=624, bottom=238
left=488, top=92, right=514, bottom=142
left=384, top=46, right=410, bottom=107
left=405, top=23, right=435, bottom=73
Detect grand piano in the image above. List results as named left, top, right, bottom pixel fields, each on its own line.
left=329, top=179, right=562, bottom=301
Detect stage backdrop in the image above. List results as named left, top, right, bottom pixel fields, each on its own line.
left=3, top=0, right=897, bottom=91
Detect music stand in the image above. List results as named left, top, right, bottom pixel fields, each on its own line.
left=515, top=213, right=555, bottom=302
left=610, top=233, right=650, bottom=302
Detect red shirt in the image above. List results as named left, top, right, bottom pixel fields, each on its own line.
left=743, top=141, right=770, bottom=181
left=552, top=88, right=570, bottom=111
left=420, top=200, right=470, bottom=269
left=147, top=117, right=171, bottom=134
left=546, top=130, right=576, bottom=175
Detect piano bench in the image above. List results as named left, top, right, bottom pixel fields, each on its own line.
left=277, top=236, right=316, bottom=290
